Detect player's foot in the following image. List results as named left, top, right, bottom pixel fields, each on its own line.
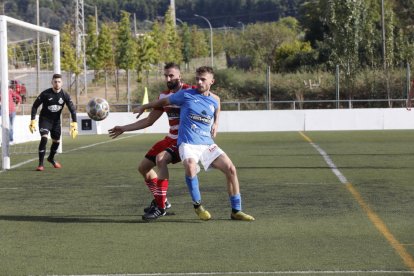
left=143, top=199, right=171, bottom=213
left=36, top=165, right=44, bottom=171
left=231, top=211, right=255, bottom=221
left=47, top=157, right=61, bottom=168
left=142, top=206, right=166, bottom=221
left=194, top=205, right=211, bottom=221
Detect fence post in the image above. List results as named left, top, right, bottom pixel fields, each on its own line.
left=336, top=65, right=340, bottom=109
left=407, top=63, right=411, bottom=98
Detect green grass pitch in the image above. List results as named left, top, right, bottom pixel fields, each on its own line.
left=0, top=131, right=413, bottom=275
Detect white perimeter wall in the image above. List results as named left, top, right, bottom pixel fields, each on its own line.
left=77, top=108, right=414, bottom=135
left=2, top=108, right=414, bottom=144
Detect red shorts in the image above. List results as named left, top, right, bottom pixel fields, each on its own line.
left=145, top=136, right=180, bottom=164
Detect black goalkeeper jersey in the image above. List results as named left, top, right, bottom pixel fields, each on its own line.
left=31, top=88, right=77, bottom=122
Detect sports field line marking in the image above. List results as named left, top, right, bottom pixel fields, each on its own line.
left=0, top=135, right=136, bottom=174
left=299, top=131, right=414, bottom=272
left=58, top=270, right=414, bottom=276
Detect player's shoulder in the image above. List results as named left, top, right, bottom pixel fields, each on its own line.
left=39, top=88, right=52, bottom=97
left=209, top=92, right=220, bottom=102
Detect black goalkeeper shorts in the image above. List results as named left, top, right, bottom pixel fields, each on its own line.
left=39, top=117, right=61, bottom=140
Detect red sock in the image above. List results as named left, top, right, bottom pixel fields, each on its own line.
left=155, top=179, right=169, bottom=209
left=145, top=178, right=158, bottom=197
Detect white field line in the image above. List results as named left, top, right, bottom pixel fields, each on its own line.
left=0, top=135, right=136, bottom=175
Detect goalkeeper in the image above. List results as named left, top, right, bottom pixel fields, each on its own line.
left=29, top=73, right=78, bottom=171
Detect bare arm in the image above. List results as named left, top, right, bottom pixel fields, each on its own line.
left=133, top=97, right=171, bottom=119
left=108, top=109, right=164, bottom=139
left=210, top=93, right=221, bottom=138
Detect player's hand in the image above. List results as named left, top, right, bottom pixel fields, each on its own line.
left=108, top=126, right=124, bottom=139
left=70, top=122, right=78, bottom=139
left=29, top=120, right=37, bottom=133
left=133, top=106, right=145, bottom=119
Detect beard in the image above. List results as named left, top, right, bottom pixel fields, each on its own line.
left=167, top=79, right=180, bottom=90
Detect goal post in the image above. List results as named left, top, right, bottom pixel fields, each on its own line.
left=1, top=15, right=60, bottom=170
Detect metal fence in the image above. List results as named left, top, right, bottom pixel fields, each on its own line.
left=16, top=98, right=408, bottom=116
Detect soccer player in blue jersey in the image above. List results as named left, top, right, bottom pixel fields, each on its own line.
left=134, top=66, right=254, bottom=221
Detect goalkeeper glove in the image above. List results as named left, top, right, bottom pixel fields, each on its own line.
left=29, top=120, right=37, bottom=133
left=70, top=122, right=78, bottom=139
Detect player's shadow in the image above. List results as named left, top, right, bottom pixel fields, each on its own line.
left=0, top=213, right=201, bottom=224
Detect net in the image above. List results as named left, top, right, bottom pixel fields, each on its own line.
left=0, top=15, right=60, bottom=170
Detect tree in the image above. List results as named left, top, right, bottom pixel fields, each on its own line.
left=324, top=0, right=365, bottom=104
left=85, top=16, right=99, bottom=78
left=159, top=6, right=183, bottom=63
left=96, top=22, right=117, bottom=99
left=60, top=23, right=80, bottom=98
left=180, top=23, right=192, bottom=71
left=135, top=34, right=158, bottom=84
left=236, top=20, right=297, bottom=70
left=116, top=10, right=135, bottom=102
left=190, top=25, right=209, bottom=59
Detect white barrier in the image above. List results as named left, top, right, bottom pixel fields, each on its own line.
left=3, top=109, right=414, bottom=145
left=77, top=108, right=414, bottom=135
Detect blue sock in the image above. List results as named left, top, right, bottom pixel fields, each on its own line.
left=185, top=175, right=201, bottom=204
left=230, top=194, right=242, bottom=212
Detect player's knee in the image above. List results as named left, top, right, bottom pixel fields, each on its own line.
left=155, top=155, right=169, bottom=168
left=137, top=164, right=147, bottom=176
left=228, top=164, right=237, bottom=176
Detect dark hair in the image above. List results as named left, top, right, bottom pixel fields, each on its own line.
left=52, top=73, right=62, bottom=79
left=164, top=62, right=180, bottom=70
left=196, top=66, right=214, bottom=76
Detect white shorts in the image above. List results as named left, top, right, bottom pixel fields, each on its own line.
left=179, top=143, right=224, bottom=171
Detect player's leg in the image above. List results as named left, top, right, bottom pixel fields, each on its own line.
left=36, top=118, right=51, bottom=171
left=138, top=157, right=158, bottom=207
left=153, top=150, right=173, bottom=209
left=141, top=138, right=177, bottom=212
left=142, top=151, right=172, bottom=221
left=47, top=120, right=62, bottom=168
left=211, top=153, right=255, bottom=221
left=180, top=143, right=211, bottom=220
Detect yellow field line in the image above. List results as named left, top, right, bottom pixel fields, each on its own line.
left=299, top=131, right=414, bottom=271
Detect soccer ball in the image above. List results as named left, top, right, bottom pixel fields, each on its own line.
left=86, top=97, right=110, bottom=121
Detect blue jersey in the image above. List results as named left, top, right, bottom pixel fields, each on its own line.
left=169, top=88, right=219, bottom=146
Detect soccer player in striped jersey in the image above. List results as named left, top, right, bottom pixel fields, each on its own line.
left=134, top=66, right=255, bottom=221
left=109, top=62, right=194, bottom=221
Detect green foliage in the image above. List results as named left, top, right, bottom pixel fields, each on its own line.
left=190, top=25, right=209, bottom=58
left=180, top=23, right=192, bottom=64
left=116, top=11, right=135, bottom=70
left=96, top=22, right=116, bottom=72
left=135, top=34, right=158, bottom=82
left=160, top=6, right=183, bottom=63
left=274, top=40, right=315, bottom=72
left=85, top=16, right=99, bottom=70
left=60, top=23, right=80, bottom=75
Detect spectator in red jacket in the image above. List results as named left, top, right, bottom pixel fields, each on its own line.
left=0, top=87, right=22, bottom=144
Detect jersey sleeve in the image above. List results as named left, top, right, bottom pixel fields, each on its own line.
left=168, top=90, right=186, bottom=106
left=31, top=94, right=43, bottom=120
left=64, top=92, right=77, bottom=122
